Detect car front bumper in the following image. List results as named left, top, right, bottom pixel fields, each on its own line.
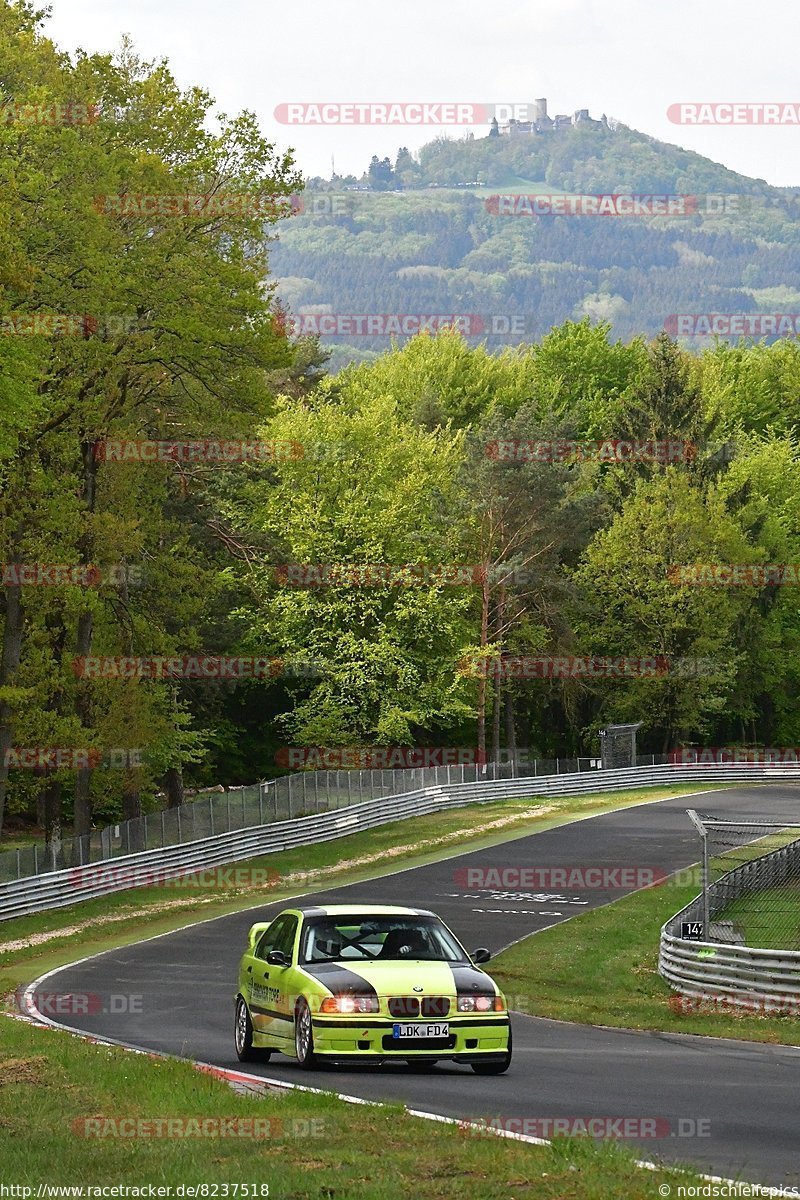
left=309, top=1014, right=510, bottom=1060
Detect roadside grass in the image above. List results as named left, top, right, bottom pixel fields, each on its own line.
left=0, top=1013, right=708, bottom=1197
left=719, top=879, right=800, bottom=951
left=0, top=831, right=40, bottom=852
left=491, top=871, right=800, bottom=1045
left=0, top=783, right=732, bottom=995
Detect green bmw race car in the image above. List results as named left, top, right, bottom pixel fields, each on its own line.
left=234, top=904, right=512, bottom=1073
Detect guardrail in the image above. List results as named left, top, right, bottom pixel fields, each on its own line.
left=659, top=829, right=800, bottom=1006
left=2, top=761, right=799, bottom=923
left=0, top=756, right=612, bottom=884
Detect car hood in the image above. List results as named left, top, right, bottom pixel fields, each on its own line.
left=299, top=958, right=499, bottom=999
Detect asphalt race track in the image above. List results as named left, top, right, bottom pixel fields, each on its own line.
left=32, top=784, right=800, bottom=1187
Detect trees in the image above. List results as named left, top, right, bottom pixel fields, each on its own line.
left=0, top=3, right=298, bottom=840
left=218, top=387, right=476, bottom=752
left=572, top=471, right=757, bottom=750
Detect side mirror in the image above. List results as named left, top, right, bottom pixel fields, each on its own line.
left=267, top=950, right=290, bottom=967
left=473, top=947, right=491, bottom=964
left=247, top=922, right=271, bottom=952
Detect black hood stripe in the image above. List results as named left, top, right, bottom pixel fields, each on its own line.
left=300, top=962, right=379, bottom=998
left=449, top=964, right=497, bottom=997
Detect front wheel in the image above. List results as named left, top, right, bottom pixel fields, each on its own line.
left=471, top=1026, right=512, bottom=1076
left=294, top=998, right=318, bottom=1069
left=235, top=996, right=272, bottom=1063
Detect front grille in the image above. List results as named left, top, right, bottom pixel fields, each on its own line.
left=421, top=996, right=450, bottom=1017
left=388, top=996, right=451, bottom=1017
left=389, top=996, right=419, bottom=1017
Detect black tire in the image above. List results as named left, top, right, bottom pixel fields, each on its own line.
left=294, top=997, right=318, bottom=1069
left=471, top=1026, right=512, bottom=1076
left=235, top=996, right=272, bottom=1063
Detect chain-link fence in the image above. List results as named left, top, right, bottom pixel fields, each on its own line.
left=687, top=810, right=800, bottom=949
left=0, top=752, right=667, bottom=885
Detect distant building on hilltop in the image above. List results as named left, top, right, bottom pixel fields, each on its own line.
left=490, top=97, right=609, bottom=138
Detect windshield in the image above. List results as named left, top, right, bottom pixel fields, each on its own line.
left=300, top=915, right=468, bottom=964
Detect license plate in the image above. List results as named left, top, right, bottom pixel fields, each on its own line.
left=391, top=1022, right=449, bottom=1039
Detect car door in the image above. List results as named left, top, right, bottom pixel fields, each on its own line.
left=250, top=914, right=298, bottom=1045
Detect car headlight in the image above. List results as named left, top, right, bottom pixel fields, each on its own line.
left=320, top=995, right=379, bottom=1014
left=457, top=995, right=505, bottom=1012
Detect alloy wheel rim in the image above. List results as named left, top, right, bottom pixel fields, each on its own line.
left=236, top=1001, right=247, bottom=1053
left=296, top=1005, right=310, bottom=1059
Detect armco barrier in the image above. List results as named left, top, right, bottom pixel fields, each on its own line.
left=0, top=757, right=607, bottom=883
left=659, top=826, right=800, bottom=1006
left=2, top=762, right=799, bottom=923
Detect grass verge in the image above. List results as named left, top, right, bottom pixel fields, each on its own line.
left=492, top=871, right=800, bottom=1045
left=0, top=1012, right=708, bottom=1196
left=718, top=878, right=800, bottom=950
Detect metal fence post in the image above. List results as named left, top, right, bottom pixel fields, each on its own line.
left=687, top=809, right=710, bottom=935
left=288, top=776, right=294, bottom=820
left=16, top=849, right=21, bottom=880
left=259, top=785, right=264, bottom=825
left=241, top=787, right=246, bottom=826
left=177, top=807, right=182, bottom=844
left=161, top=810, right=166, bottom=848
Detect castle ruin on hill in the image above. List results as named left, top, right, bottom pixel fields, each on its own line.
left=491, top=97, right=609, bottom=137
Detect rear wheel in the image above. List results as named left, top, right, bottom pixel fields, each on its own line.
left=294, top=998, right=318, bottom=1069
left=471, top=1026, right=512, bottom=1076
left=235, top=996, right=272, bottom=1063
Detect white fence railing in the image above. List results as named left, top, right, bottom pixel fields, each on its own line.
left=659, top=825, right=800, bottom=1006
left=3, top=762, right=799, bottom=924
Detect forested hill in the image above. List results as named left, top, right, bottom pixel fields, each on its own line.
left=271, top=122, right=800, bottom=370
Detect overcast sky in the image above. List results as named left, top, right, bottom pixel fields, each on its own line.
left=46, top=0, right=800, bottom=186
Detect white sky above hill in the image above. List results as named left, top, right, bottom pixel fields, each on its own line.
left=46, top=0, right=800, bottom=187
